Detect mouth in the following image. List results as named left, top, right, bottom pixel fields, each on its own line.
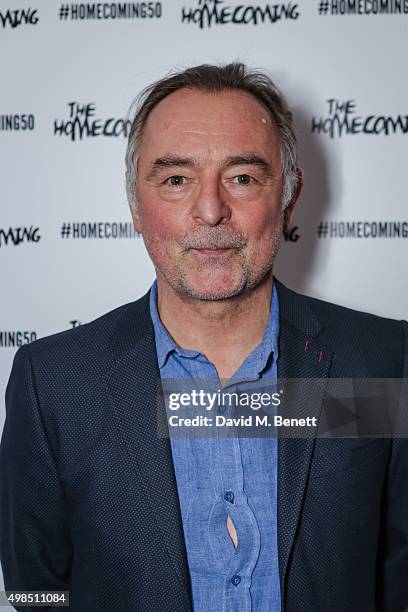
left=189, top=247, right=234, bottom=256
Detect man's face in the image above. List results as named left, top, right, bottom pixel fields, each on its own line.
left=132, top=87, right=296, bottom=301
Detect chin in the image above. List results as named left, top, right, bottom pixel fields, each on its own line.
left=176, top=274, right=248, bottom=301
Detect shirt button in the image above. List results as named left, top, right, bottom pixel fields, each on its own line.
left=224, top=490, right=235, bottom=503
left=231, top=575, right=241, bottom=587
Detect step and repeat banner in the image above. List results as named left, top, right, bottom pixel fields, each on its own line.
left=1, top=0, right=407, bottom=442
left=1, top=0, right=407, bottom=593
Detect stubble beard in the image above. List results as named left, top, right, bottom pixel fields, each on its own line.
left=158, top=222, right=283, bottom=302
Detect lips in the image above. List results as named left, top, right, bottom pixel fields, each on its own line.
left=190, top=247, right=233, bottom=255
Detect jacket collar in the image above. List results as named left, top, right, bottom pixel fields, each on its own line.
left=105, top=277, right=307, bottom=361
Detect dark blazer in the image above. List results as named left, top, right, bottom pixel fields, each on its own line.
left=1, top=279, right=407, bottom=612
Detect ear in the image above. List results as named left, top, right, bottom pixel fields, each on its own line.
left=283, top=167, right=304, bottom=233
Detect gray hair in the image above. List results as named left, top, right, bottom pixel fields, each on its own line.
left=125, top=62, right=299, bottom=211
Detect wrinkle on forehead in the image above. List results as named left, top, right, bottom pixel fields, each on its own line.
left=158, top=115, right=270, bottom=136
left=149, top=89, right=274, bottom=126
left=158, top=124, right=260, bottom=140
left=140, top=89, right=280, bottom=160
left=147, top=120, right=276, bottom=147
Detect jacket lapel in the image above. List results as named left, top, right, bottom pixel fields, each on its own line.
left=103, top=291, right=192, bottom=610
left=274, top=279, right=333, bottom=608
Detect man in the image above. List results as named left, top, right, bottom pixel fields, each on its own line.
left=1, top=63, right=407, bottom=611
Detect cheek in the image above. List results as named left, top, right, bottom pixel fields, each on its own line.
left=137, top=199, right=184, bottom=262
left=241, top=202, right=283, bottom=241
left=138, top=194, right=175, bottom=240
left=142, top=214, right=170, bottom=253
left=142, top=212, right=166, bottom=240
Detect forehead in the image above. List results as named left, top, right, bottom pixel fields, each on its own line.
left=140, top=88, right=280, bottom=158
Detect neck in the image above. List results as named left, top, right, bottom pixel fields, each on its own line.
left=156, top=273, right=274, bottom=379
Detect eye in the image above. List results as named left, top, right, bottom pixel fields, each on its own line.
left=165, top=175, right=186, bottom=188
left=233, top=174, right=256, bottom=185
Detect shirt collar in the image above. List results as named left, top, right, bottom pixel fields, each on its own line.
left=149, top=279, right=280, bottom=374
left=231, top=281, right=279, bottom=381
left=149, top=281, right=201, bottom=368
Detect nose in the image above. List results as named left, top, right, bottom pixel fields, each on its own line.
left=191, top=173, right=231, bottom=226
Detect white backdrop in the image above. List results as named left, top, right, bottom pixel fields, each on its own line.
left=1, top=0, right=407, bottom=594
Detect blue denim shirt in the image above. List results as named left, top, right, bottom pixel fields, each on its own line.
left=149, top=280, right=281, bottom=612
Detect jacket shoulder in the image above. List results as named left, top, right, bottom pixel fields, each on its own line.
left=279, top=282, right=407, bottom=376
left=23, top=291, right=151, bottom=368
left=302, top=289, right=403, bottom=330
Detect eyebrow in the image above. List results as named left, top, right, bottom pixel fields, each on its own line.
left=145, top=153, right=274, bottom=181
left=223, top=155, right=274, bottom=176
left=145, top=155, right=197, bottom=181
